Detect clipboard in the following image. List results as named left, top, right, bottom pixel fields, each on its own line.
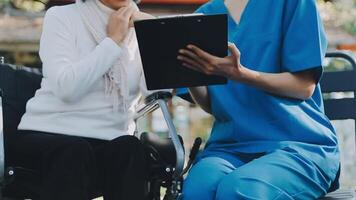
left=134, top=14, right=228, bottom=90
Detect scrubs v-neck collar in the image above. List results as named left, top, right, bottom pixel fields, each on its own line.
left=213, top=0, right=253, bottom=27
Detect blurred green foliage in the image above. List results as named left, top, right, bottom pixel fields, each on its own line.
left=324, top=56, right=355, bottom=72
left=318, top=0, right=356, bottom=36
left=0, top=0, right=46, bottom=12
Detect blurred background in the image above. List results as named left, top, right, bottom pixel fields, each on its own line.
left=0, top=0, right=355, bottom=190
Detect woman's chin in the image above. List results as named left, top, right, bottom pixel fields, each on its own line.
left=114, top=1, right=132, bottom=9
left=101, top=0, right=132, bottom=10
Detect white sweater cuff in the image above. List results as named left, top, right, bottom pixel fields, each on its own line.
left=101, top=37, right=123, bottom=59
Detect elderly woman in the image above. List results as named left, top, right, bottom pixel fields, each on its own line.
left=7, top=0, right=152, bottom=199
left=178, top=0, right=340, bottom=199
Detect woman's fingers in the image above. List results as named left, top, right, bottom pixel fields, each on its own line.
left=107, top=7, right=135, bottom=44
left=117, top=6, right=128, bottom=15
left=132, top=11, right=155, bottom=21
left=122, top=6, right=136, bottom=20
left=115, top=6, right=134, bottom=22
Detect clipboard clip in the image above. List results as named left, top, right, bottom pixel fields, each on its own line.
left=157, top=13, right=204, bottom=19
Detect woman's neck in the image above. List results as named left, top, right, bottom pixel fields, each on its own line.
left=224, top=0, right=249, bottom=24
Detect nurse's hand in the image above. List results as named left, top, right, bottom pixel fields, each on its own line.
left=177, top=43, right=245, bottom=80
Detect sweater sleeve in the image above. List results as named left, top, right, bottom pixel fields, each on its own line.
left=40, top=7, right=122, bottom=102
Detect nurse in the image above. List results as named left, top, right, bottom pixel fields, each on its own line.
left=177, top=0, right=340, bottom=199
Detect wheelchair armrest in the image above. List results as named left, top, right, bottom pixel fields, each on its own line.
left=135, top=91, right=173, bottom=120
left=144, top=91, right=172, bottom=104
left=134, top=91, right=185, bottom=179
left=325, top=51, right=356, bottom=68
left=0, top=89, right=5, bottom=184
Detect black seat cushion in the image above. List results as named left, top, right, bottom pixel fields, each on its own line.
left=0, top=64, right=42, bottom=198
left=0, top=64, right=42, bottom=137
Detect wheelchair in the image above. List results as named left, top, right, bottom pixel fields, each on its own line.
left=0, top=63, right=202, bottom=200
left=2, top=51, right=356, bottom=200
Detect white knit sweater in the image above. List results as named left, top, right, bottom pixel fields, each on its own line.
left=18, top=2, right=148, bottom=140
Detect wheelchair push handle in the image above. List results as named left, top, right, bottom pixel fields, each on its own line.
left=182, top=137, right=202, bottom=176
left=189, top=137, right=202, bottom=160
left=134, top=91, right=173, bottom=120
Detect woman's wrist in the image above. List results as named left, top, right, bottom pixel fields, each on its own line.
left=108, top=36, right=124, bottom=46
left=102, top=37, right=124, bottom=59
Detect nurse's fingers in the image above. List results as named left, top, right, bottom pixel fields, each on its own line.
left=178, top=55, right=218, bottom=75
left=182, top=63, right=202, bottom=73
left=177, top=55, right=205, bottom=72
left=182, top=62, right=216, bottom=76
left=179, top=49, right=210, bottom=69
left=187, top=45, right=219, bottom=64
left=228, top=42, right=241, bottom=60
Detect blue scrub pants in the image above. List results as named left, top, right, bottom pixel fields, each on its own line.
left=182, top=148, right=333, bottom=200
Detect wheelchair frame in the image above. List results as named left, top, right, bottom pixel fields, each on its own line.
left=134, top=91, right=186, bottom=199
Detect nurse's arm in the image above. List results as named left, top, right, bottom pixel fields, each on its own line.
left=178, top=43, right=316, bottom=101
left=188, top=86, right=212, bottom=114
left=237, top=68, right=317, bottom=100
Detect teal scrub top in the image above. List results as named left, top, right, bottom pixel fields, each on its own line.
left=190, top=0, right=339, bottom=179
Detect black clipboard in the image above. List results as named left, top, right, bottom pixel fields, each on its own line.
left=134, top=14, right=228, bottom=90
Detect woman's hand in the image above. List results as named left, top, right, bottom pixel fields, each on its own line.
left=178, top=42, right=245, bottom=80
left=107, top=6, right=136, bottom=45
left=130, top=11, right=155, bottom=27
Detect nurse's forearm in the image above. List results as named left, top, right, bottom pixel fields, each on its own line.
left=235, top=67, right=316, bottom=100
left=188, top=86, right=212, bottom=114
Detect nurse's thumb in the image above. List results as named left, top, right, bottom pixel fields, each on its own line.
left=228, top=42, right=240, bottom=59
